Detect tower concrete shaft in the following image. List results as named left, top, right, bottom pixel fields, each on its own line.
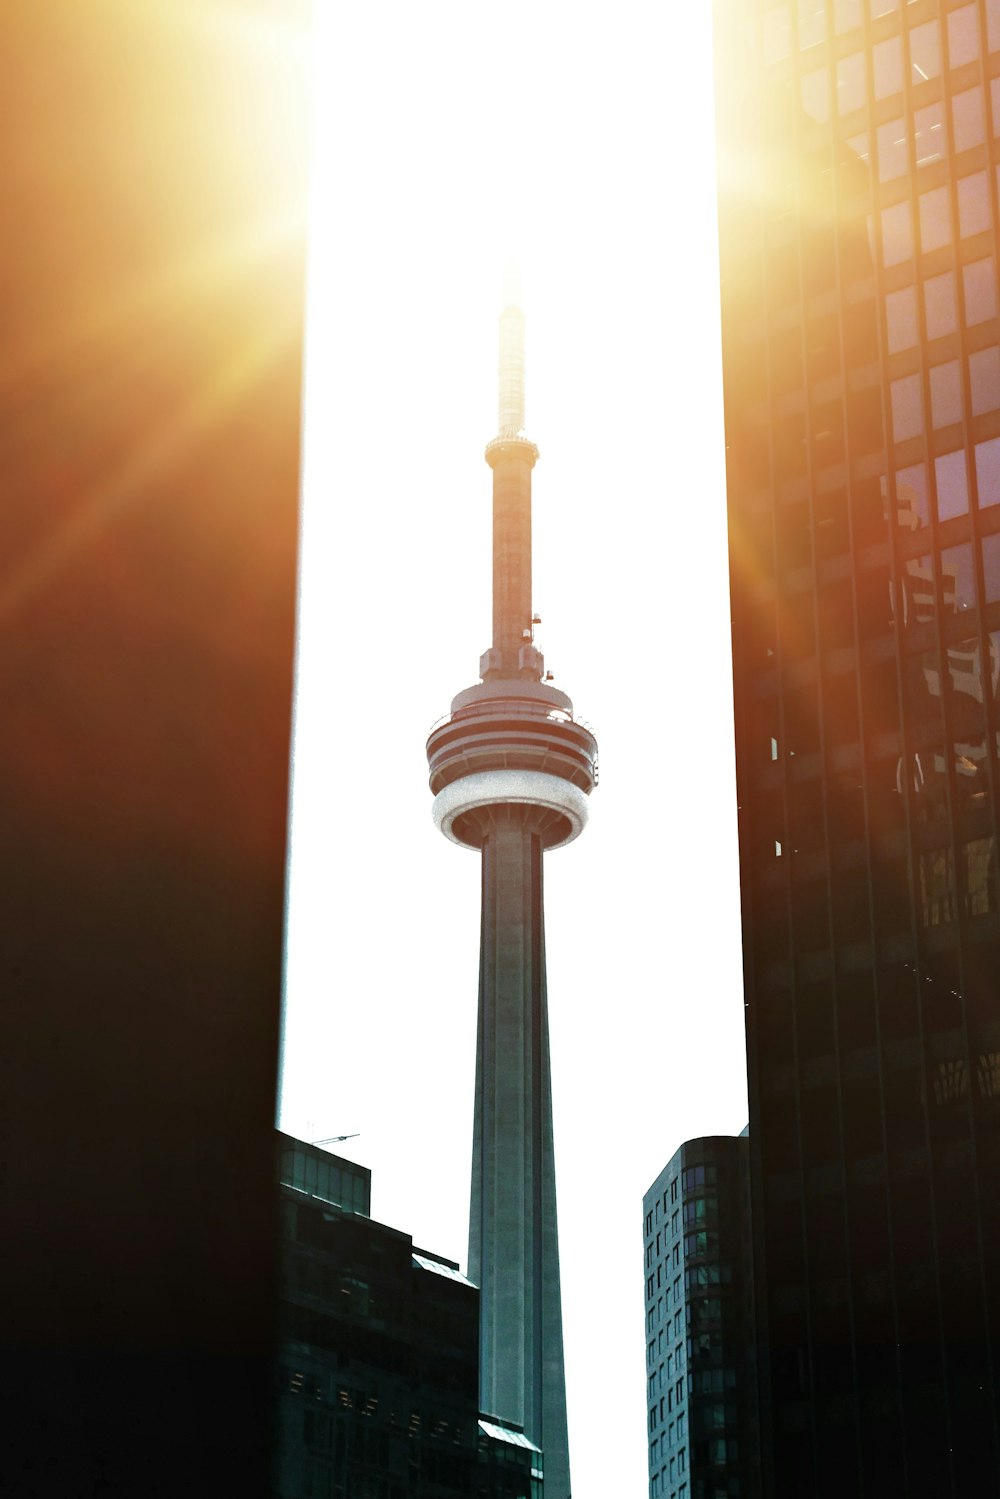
left=427, top=281, right=597, bottom=1499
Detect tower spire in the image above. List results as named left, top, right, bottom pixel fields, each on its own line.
left=483, top=267, right=541, bottom=684
left=426, top=283, right=599, bottom=1499
left=497, top=259, right=525, bottom=439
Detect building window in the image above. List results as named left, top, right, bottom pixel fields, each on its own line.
left=919, top=185, right=951, bottom=252
left=958, top=171, right=990, bottom=237
left=963, top=258, right=997, bottom=325
left=935, top=450, right=969, bottom=520
left=924, top=271, right=957, bottom=340
left=975, top=437, right=1000, bottom=506
left=952, top=87, right=986, bottom=153
left=970, top=346, right=1000, bottom=415
left=947, top=4, right=980, bottom=66
left=881, top=199, right=913, bottom=265
left=930, top=360, right=963, bottom=428
left=874, top=35, right=903, bottom=98
left=910, top=18, right=941, bottom=80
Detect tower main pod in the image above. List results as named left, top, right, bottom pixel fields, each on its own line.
left=426, top=283, right=597, bottom=1499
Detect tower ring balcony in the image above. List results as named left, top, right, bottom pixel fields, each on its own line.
left=431, top=768, right=590, bottom=850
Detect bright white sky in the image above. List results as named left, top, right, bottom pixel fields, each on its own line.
left=280, top=6, right=746, bottom=1495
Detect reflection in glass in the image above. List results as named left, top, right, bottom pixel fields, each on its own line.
left=930, top=361, right=962, bottom=429
left=874, top=36, right=903, bottom=99
left=919, top=186, right=951, bottom=252
left=891, top=374, right=923, bottom=441
left=975, top=437, right=1000, bottom=508
left=878, top=118, right=907, bottom=181
left=935, top=450, right=969, bottom=521
left=963, top=258, right=997, bottom=325
left=992, top=78, right=1000, bottom=137
left=919, top=845, right=957, bottom=927
left=909, top=20, right=941, bottom=82
left=895, top=463, right=930, bottom=528
left=947, top=5, right=980, bottom=67
left=983, top=533, right=1000, bottom=603
left=924, top=271, right=957, bottom=339
left=947, top=637, right=989, bottom=807
left=970, top=346, right=1000, bottom=415
left=914, top=101, right=945, bottom=166
left=886, top=285, right=918, bottom=351
left=965, top=840, right=998, bottom=915
left=899, top=551, right=934, bottom=625
left=881, top=199, right=913, bottom=265
left=952, top=88, right=986, bottom=152
left=958, top=172, right=990, bottom=237
left=941, top=543, right=976, bottom=612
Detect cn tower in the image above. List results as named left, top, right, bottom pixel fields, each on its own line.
left=426, top=272, right=597, bottom=1499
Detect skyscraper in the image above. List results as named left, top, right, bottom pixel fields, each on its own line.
left=642, top=1134, right=759, bottom=1499
left=715, top=0, right=1000, bottom=1490
left=425, top=277, right=598, bottom=1499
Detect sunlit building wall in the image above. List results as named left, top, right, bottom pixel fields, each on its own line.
left=715, top=0, right=1000, bottom=1489
left=642, top=1135, right=758, bottom=1499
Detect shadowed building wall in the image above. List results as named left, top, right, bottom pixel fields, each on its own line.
left=0, top=7, right=310, bottom=1493
left=715, top=0, right=1000, bottom=1490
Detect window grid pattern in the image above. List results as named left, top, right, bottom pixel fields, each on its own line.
left=643, top=1140, right=758, bottom=1499
left=718, top=0, right=1000, bottom=1492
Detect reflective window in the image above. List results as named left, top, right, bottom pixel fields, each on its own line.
left=963, top=258, right=998, bottom=326
left=896, top=462, right=930, bottom=527
left=942, top=542, right=977, bottom=611
left=919, top=186, right=952, bottom=251
left=882, top=200, right=913, bottom=264
left=914, top=101, right=946, bottom=167
left=924, top=270, right=957, bottom=338
left=909, top=20, right=941, bottom=82
left=935, top=450, right=969, bottom=520
left=970, top=346, right=1000, bottom=414
left=874, top=35, right=903, bottom=98
left=930, top=360, right=963, bottom=428
left=891, top=374, right=923, bottom=440
left=981, top=533, right=1000, bottom=602
left=878, top=118, right=908, bottom=181
left=901, top=551, right=935, bottom=624
left=988, top=0, right=1000, bottom=53
left=958, top=172, right=990, bottom=237
left=763, top=4, right=792, bottom=62
left=952, top=87, right=986, bottom=152
left=975, top=437, right=1000, bottom=507
left=947, top=5, right=980, bottom=67
left=871, top=0, right=898, bottom=16
left=886, top=285, right=918, bottom=350
left=837, top=52, right=865, bottom=114
left=994, top=78, right=1000, bottom=136
left=799, top=0, right=825, bottom=49
left=835, top=0, right=862, bottom=31
left=802, top=68, right=830, bottom=122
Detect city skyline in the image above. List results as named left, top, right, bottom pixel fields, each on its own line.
left=280, top=7, right=746, bottom=1497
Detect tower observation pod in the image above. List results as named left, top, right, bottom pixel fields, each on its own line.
left=425, top=275, right=597, bottom=1499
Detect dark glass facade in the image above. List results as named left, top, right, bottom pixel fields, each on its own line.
left=715, top=0, right=1000, bottom=1489
left=643, top=1135, right=759, bottom=1499
left=274, top=1136, right=542, bottom=1499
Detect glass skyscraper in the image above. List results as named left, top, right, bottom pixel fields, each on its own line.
left=715, top=0, right=1000, bottom=1489
left=642, top=1136, right=758, bottom=1499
